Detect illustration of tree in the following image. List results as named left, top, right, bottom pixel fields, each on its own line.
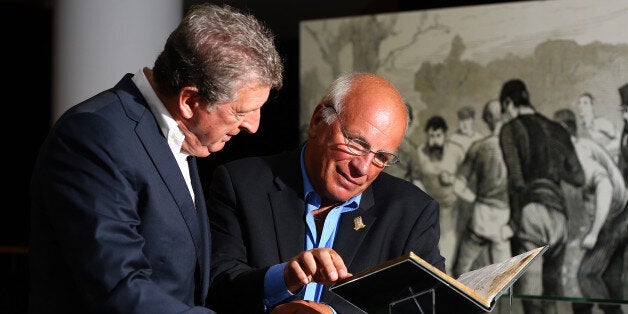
left=301, top=12, right=450, bottom=138
left=414, top=35, right=496, bottom=120
left=303, top=12, right=449, bottom=77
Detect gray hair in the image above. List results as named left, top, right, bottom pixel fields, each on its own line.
left=319, top=72, right=357, bottom=124
left=152, top=4, right=283, bottom=106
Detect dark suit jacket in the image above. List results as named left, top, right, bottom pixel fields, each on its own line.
left=499, top=113, right=584, bottom=228
left=207, top=147, right=445, bottom=313
left=29, top=74, right=214, bottom=313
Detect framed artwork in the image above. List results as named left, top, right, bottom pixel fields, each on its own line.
left=300, top=0, right=628, bottom=308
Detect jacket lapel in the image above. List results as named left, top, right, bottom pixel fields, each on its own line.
left=333, top=186, right=376, bottom=268
left=266, top=146, right=379, bottom=268
left=268, top=149, right=307, bottom=261
left=270, top=189, right=307, bottom=261
left=116, top=77, right=205, bottom=278
left=188, top=156, right=211, bottom=301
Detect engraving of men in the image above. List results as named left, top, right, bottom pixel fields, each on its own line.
left=449, top=105, right=485, bottom=153
left=575, top=92, right=620, bottom=160
left=452, top=100, right=512, bottom=278
left=413, top=115, right=465, bottom=274
left=554, top=108, right=627, bottom=314
left=499, top=79, right=584, bottom=314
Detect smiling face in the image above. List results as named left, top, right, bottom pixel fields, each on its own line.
left=180, top=83, right=271, bottom=157
left=304, top=74, right=407, bottom=206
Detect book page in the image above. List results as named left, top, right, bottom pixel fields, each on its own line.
left=406, top=252, right=492, bottom=307
left=456, top=246, right=545, bottom=301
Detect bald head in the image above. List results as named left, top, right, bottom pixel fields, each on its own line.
left=319, top=73, right=408, bottom=134
left=349, top=73, right=406, bottom=119
left=482, top=99, right=503, bottom=132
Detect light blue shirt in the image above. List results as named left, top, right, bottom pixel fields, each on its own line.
left=263, top=144, right=361, bottom=310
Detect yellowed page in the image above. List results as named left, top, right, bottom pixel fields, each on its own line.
left=408, top=246, right=545, bottom=308
left=408, top=252, right=492, bottom=307
left=455, top=246, right=545, bottom=302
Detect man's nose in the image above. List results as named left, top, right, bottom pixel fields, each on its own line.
left=241, top=109, right=261, bottom=133
left=351, top=152, right=376, bottom=175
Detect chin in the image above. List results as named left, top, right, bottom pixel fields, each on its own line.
left=208, top=142, right=226, bottom=153
left=193, top=147, right=212, bottom=157
left=335, top=183, right=362, bottom=200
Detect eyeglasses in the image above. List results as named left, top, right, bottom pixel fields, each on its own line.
left=326, top=106, right=400, bottom=168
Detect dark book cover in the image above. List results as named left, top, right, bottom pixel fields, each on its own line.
left=330, top=247, right=547, bottom=313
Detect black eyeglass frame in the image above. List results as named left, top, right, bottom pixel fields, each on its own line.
left=325, top=105, right=400, bottom=168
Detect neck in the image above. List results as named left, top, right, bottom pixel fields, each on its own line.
left=144, top=68, right=194, bottom=156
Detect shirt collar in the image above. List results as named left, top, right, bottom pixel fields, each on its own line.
left=132, top=68, right=188, bottom=161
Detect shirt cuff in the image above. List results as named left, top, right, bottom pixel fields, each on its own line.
left=264, top=262, right=297, bottom=309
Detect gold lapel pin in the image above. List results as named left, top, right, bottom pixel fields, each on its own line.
left=353, top=216, right=366, bottom=231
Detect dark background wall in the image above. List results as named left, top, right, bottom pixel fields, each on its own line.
left=2, top=0, right=516, bottom=312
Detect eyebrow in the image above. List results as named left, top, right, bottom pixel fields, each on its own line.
left=341, top=125, right=366, bottom=142
left=237, top=107, right=258, bottom=113
left=346, top=129, right=397, bottom=155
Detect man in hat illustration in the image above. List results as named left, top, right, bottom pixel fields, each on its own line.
left=498, top=78, right=585, bottom=314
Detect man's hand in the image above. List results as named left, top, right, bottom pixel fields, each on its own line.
left=284, top=248, right=352, bottom=293
left=270, top=300, right=333, bottom=314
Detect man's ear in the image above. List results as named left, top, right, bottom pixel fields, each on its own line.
left=179, top=87, right=202, bottom=119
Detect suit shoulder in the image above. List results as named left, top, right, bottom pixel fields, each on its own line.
left=372, top=172, right=433, bottom=202
left=217, top=151, right=293, bottom=178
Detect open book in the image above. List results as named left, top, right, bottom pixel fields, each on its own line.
left=330, top=246, right=547, bottom=313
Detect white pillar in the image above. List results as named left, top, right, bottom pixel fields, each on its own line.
left=52, top=0, right=183, bottom=122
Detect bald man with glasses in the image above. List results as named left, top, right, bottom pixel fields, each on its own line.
left=206, top=72, right=445, bottom=314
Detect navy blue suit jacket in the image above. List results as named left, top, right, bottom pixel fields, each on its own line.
left=207, top=147, right=445, bottom=313
left=29, top=74, right=215, bottom=313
